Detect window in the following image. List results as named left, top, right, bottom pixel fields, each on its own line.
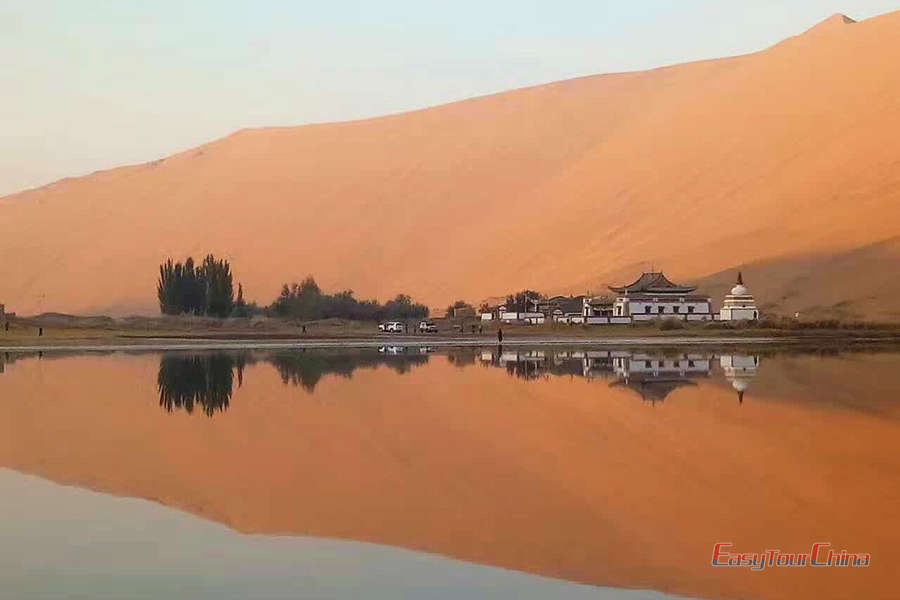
left=645, top=306, right=651, bottom=314
left=688, top=306, right=695, bottom=314
left=658, top=306, right=665, bottom=314
left=674, top=306, right=680, bottom=313
left=645, top=361, right=652, bottom=368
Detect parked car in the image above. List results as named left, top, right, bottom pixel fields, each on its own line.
left=418, top=321, right=438, bottom=333
left=379, top=321, right=404, bottom=333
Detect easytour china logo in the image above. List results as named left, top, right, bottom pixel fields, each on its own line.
left=712, top=542, right=871, bottom=571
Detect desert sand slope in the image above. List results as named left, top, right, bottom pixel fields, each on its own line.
left=2, top=12, right=899, bottom=317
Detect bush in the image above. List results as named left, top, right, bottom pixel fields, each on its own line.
left=657, top=318, right=685, bottom=330
left=270, top=277, right=429, bottom=321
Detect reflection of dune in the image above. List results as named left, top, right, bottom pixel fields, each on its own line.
left=1, top=351, right=899, bottom=600
left=4, top=13, right=900, bottom=317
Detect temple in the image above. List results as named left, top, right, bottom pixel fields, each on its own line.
left=719, top=272, right=759, bottom=321
left=608, top=272, right=712, bottom=322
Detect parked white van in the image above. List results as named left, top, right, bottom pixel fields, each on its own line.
left=418, top=321, right=438, bottom=333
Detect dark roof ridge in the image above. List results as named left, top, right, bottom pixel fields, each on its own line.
left=608, top=271, right=698, bottom=294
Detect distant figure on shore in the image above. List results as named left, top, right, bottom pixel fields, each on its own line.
left=497, top=328, right=503, bottom=343
left=4, top=322, right=8, bottom=332
left=478, top=325, right=483, bottom=335
left=38, top=327, right=43, bottom=337
left=301, top=324, right=306, bottom=334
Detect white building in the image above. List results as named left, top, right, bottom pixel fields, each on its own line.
left=609, top=272, right=712, bottom=321
left=719, top=272, right=759, bottom=321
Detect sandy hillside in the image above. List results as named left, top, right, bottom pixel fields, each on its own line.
left=2, top=12, right=899, bottom=318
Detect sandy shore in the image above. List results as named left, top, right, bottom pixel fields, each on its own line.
left=4, top=334, right=900, bottom=353
left=0, top=336, right=791, bottom=352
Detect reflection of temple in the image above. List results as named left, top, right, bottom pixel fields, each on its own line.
left=720, top=354, right=760, bottom=403
left=479, top=348, right=760, bottom=404
left=610, top=353, right=711, bottom=404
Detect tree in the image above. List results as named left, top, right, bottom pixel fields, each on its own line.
left=156, top=254, right=235, bottom=317
left=269, top=279, right=428, bottom=321
left=201, top=254, right=234, bottom=318
left=505, top=289, right=544, bottom=313
left=157, top=259, right=178, bottom=315
left=445, top=300, right=474, bottom=317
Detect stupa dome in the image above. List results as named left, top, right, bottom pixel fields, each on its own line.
left=730, top=271, right=748, bottom=295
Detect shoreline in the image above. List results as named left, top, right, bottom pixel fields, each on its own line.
left=3, top=333, right=900, bottom=353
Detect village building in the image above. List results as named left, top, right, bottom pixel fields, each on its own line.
left=487, top=295, right=545, bottom=324
left=451, top=305, right=476, bottom=318
left=539, top=295, right=587, bottom=323
left=719, top=272, right=759, bottom=321
left=608, top=272, right=712, bottom=322
left=582, top=295, right=616, bottom=320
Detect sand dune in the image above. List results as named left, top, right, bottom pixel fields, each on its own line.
left=2, top=12, right=899, bottom=318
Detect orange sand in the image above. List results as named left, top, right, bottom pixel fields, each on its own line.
left=2, top=13, right=899, bottom=318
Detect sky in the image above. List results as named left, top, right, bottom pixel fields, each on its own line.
left=2, top=0, right=898, bottom=196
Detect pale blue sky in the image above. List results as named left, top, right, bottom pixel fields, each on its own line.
left=2, top=1, right=897, bottom=195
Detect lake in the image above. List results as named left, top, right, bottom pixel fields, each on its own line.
left=1, top=345, right=897, bottom=599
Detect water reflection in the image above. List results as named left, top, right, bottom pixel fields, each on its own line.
left=158, top=353, right=249, bottom=416
left=270, top=347, right=430, bottom=390
left=156, top=347, right=432, bottom=415
left=152, top=347, right=761, bottom=416
left=477, top=348, right=758, bottom=404
left=3, top=346, right=899, bottom=600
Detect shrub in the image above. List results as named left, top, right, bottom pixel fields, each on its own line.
left=658, top=318, right=685, bottom=331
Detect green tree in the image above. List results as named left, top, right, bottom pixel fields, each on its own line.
left=156, top=254, right=235, bottom=317
left=445, top=300, right=474, bottom=317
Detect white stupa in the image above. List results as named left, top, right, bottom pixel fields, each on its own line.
left=719, top=272, right=759, bottom=321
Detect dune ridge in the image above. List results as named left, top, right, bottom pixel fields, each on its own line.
left=2, top=11, right=900, bottom=318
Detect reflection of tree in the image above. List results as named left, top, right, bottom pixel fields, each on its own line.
left=505, top=360, right=548, bottom=381
left=446, top=348, right=478, bottom=368
left=156, top=349, right=430, bottom=416
left=157, top=353, right=248, bottom=416
left=268, top=349, right=428, bottom=392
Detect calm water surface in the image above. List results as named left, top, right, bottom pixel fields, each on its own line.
left=1, top=346, right=898, bottom=599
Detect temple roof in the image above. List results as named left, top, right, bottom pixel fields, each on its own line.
left=609, top=272, right=697, bottom=294
left=609, top=377, right=698, bottom=403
